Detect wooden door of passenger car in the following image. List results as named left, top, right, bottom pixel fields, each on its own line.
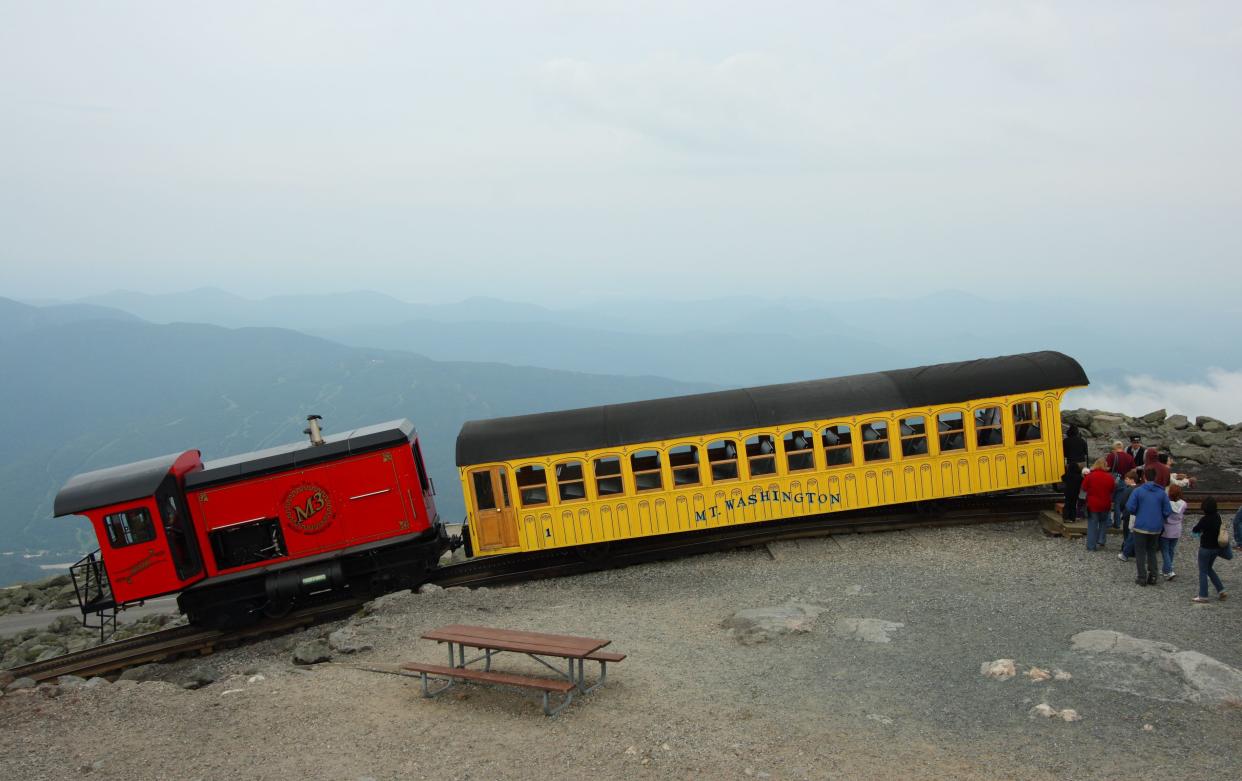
left=470, top=467, right=518, bottom=551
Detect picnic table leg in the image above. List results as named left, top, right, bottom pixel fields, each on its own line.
left=579, top=659, right=608, bottom=695
left=485, top=649, right=492, bottom=672
left=446, top=641, right=455, bottom=668
left=542, top=687, right=575, bottom=717
left=459, top=643, right=466, bottom=667
left=419, top=671, right=454, bottom=698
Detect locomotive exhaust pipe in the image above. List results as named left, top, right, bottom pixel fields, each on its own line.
left=304, top=414, right=325, bottom=446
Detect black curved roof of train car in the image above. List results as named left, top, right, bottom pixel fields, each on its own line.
left=455, top=351, right=1088, bottom=467
left=184, top=419, right=416, bottom=491
left=55, top=451, right=190, bottom=517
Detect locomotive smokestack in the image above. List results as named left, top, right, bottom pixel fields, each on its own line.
left=304, top=415, right=325, bottom=446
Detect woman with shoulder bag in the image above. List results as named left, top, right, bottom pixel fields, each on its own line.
left=1191, top=497, right=1230, bottom=603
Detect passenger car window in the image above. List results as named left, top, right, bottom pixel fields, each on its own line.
left=594, top=456, right=624, bottom=497
left=669, top=445, right=701, bottom=487
left=861, top=420, right=891, bottom=462
left=974, top=407, right=1004, bottom=448
left=103, top=507, right=157, bottom=548
left=821, top=424, right=853, bottom=467
left=745, top=435, right=777, bottom=477
left=631, top=449, right=664, bottom=492
left=1011, top=401, right=1041, bottom=442
left=937, top=412, right=966, bottom=452
left=515, top=464, right=549, bottom=506
left=783, top=429, right=815, bottom=472
left=899, top=416, right=929, bottom=457
left=555, top=461, right=586, bottom=502
left=706, top=439, right=739, bottom=482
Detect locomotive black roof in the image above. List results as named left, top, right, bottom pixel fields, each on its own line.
left=55, top=451, right=189, bottom=517
left=455, top=351, right=1088, bottom=466
left=184, top=419, right=415, bottom=491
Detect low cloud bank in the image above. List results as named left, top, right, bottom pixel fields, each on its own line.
left=1067, top=370, right=1242, bottom=424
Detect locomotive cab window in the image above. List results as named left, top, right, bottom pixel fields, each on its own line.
left=1012, top=401, right=1041, bottom=442
left=822, top=424, right=853, bottom=467
left=631, top=449, right=664, bottom=492
left=746, top=435, right=777, bottom=477
left=594, top=456, right=624, bottom=497
left=937, top=412, right=966, bottom=452
left=783, top=429, right=815, bottom=472
left=412, top=441, right=432, bottom=494
left=515, top=464, right=549, bottom=507
left=555, top=461, right=586, bottom=502
left=103, top=507, right=157, bottom=548
left=706, top=439, right=739, bottom=482
left=974, top=407, right=1004, bottom=448
left=669, top=445, right=701, bottom=487
left=861, top=421, right=891, bottom=462
left=899, top=416, right=929, bottom=457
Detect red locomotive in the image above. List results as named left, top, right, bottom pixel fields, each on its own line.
left=54, top=416, right=447, bottom=629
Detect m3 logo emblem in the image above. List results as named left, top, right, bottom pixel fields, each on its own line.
left=283, top=483, right=335, bottom=534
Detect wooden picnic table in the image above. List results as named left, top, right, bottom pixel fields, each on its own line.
left=404, top=624, right=625, bottom=716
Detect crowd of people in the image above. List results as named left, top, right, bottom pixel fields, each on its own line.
left=1062, top=427, right=1239, bottom=603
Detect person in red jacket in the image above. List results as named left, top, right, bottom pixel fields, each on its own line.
left=1082, top=458, right=1117, bottom=551
left=1144, top=447, right=1171, bottom=488
left=1105, top=441, right=1135, bottom=529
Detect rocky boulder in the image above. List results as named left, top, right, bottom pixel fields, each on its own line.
left=1139, top=409, right=1167, bottom=424
left=1166, top=414, right=1190, bottom=430
left=292, top=638, right=332, bottom=665
left=722, top=601, right=828, bottom=645
left=1169, top=443, right=1211, bottom=463
left=1071, top=630, right=1242, bottom=704
left=327, top=626, right=373, bottom=655
left=1196, top=416, right=1228, bottom=432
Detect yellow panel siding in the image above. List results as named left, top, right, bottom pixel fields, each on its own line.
left=459, top=389, right=1073, bottom=556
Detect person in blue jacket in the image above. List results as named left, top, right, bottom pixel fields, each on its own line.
left=1126, top=467, right=1172, bottom=586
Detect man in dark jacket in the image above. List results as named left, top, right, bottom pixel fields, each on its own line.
left=1126, top=467, right=1172, bottom=585
left=1062, top=425, right=1089, bottom=521
left=1124, top=435, right=1145, bottom=466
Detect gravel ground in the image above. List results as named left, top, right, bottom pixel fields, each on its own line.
left=2, top=519, right=1240, bottom=781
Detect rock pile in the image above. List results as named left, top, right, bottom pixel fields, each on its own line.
left=0, top=574, right=80, bottom=616
left=1, top=611, right=181, bottom=669
left=1061, top=408, right=1242, bottom=470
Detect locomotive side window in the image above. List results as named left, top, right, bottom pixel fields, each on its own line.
left=783, top=429, right=815, bottom=472
left=471, top=471, right=497, bottom=510
left=746, top=434, right=777, bottom=477
left=937, top=412, right=966, bottom=452
left=974, top=406, right=1004, bottom=448
left=899, top=416, right=929, bottom=457
left=516, top=464, right=549, bottom=507
left=861, top=421, right=891, bottom=462
left=103, top=507, right=157, bottom=548
left=1011, top=401, right=1041, bottom=442
left=631, top=449, right=664, bottom=492
left=822, top=424, right=853, bottom=467
left=706, top=439, right=739, bottom=482
left=669, top=445, right=702, bottom=487
left=555, top=461, right=587, bottom=502
left=594, top=456, right=624, bottom=497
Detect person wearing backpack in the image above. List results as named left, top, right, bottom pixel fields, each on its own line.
left=1191, top=496, right=1229, bottom=603
left=1126, top=467, right=1171, bottom=586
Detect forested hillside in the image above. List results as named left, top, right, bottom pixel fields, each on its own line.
left=0, top=299, right=710, bottom=582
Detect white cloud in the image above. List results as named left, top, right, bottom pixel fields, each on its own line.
left=1069, top=370, right=1242, bottom=424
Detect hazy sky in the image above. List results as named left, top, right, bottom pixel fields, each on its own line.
left=2, top=2, right=1240, bottom=304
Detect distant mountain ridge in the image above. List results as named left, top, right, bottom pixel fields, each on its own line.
left=0, top=298, right=711, bottom=584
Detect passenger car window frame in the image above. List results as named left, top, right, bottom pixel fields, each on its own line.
left=592, top=455, right=625, bottom=498
left=668, top=444, right=702, bottom=488
left=515, top=463, right=550, bottom=508
left=706, top=438, right=740, bottom=483
left=554, top=459, right=587, bottom=503
left=973, top=405, right=1005, bottom=449
left=860, top=419, right=892, bottom=463
left=782, top=428, right=816, bottom=473
left=630, top=449, right=664, bottom=493
left=1011, top=400, right=1042, bottom=443
left=936, top=410, right=967, bottom=453
left=899, top=415, right=930, bottom=458
left=821, top=423, right=854, bottom=468
left=745, top=434, right=778, bottom=479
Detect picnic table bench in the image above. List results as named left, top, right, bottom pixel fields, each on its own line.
left=403, top=624, right=625, bottom=716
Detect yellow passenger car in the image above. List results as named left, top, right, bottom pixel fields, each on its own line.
left=455, top=351, right=1088, bottom=556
